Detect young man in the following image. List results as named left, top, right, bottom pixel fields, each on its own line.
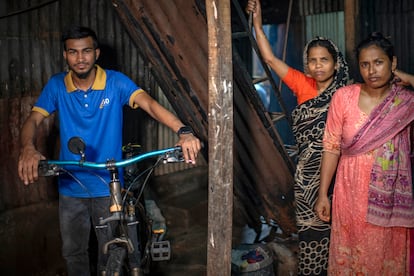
left=18, top=26, right=201, bottom=276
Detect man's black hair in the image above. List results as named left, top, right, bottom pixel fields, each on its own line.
left=61, top=26, right=99, bottom=50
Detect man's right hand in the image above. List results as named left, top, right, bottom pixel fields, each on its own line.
left=18, top=145, right=46, bottom=185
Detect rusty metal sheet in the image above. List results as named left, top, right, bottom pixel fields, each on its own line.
left=111, top=0, right=296, bottom=235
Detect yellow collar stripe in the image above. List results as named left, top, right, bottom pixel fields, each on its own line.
left=64, top=65, right=106, bottom=92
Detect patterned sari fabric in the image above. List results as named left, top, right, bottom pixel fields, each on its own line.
left=291, top=37, right=350, bottom=276
left=342, top=84, right=414, bottom=228
left=324, top=84, right=414, bottom=275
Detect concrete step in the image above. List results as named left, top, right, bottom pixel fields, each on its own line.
left=149, top=166, right=208, bottom=275
left=151, top=166, right=208, bottom=199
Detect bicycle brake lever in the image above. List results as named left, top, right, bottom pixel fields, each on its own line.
left=38, top=160, right=60, bottom=176
left=163, top=149, right=184, bottom=163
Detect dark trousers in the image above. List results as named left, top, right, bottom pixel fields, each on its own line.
left=59, top=195, right=112, bottom=276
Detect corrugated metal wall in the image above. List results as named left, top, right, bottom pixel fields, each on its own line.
left=155, top=86, right=206, bottom=175
left=298, top=0, right=414, bottom=74
left=0, top=0, right=155, bottom=97
left=0, top=0, right=183, bottom=210
left=305, top=12, right=345, bottom=54
left=3, top=0, right=412, bottom=232
left=1, top=0, right=64, bottom=210
left=111, top=0, right=298, bottom=235
left=358, top=0, right=414, bottom=73
left=298, top=0, right=344, bottom=16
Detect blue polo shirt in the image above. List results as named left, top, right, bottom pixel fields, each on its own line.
left=33, top=65, right=143, bottom=197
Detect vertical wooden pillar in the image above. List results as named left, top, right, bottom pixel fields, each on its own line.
left=344, top=0, right=358, bottom=78
left=206, top=0, right=234, bottom=275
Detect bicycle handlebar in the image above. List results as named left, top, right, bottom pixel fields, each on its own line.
left=38, top=146, right=184, bottom=176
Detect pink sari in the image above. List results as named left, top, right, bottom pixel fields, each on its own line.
left=323, top=84, right=414, bottom=275
left=342, top=84, right=414, bottom=227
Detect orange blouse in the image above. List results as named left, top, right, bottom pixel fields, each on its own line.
left=282, top=67, right=317, bottom=104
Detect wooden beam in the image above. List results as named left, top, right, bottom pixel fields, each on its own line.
left=344, top=0, right=358, bottom=78
left=206, top=0, right=234, bottom=275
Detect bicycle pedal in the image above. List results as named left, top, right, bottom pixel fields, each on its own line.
left=150, top=240, right=171, bottom=261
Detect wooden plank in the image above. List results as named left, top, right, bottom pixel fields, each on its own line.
left=344, top=0, right=358, bottom=75
left=206, top=0, right=234, bottom=274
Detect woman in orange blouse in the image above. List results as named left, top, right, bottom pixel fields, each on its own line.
left=246, top=1, right=350, bottom=275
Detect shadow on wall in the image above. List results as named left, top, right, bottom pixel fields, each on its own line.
left=0, top=201, right=66, bottom=275
left=96, top=44, right=120, bottom=71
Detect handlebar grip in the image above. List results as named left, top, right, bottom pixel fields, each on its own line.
left=38, top=160, right=60, bottom=176
left=163, top=148, right=184, bottom=163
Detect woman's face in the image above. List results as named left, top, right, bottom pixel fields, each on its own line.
left=307, top=46, right=337, bottom=84
left=358, top=45, right=396, bottom=89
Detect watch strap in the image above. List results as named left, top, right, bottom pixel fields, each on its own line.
left=177, top=125, right=194, bottom=136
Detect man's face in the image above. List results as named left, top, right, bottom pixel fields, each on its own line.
left=63, top=36, right=100, bottom=79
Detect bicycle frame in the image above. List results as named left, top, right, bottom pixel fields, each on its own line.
left=38, top=137, right=184, bottom=275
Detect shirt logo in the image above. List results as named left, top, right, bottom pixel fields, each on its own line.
left=99, top=98, right=110, bottom=109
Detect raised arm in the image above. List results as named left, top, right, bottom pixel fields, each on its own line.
left=18, top=111, right=47, bottom=185
left=133, top=91, right=201, bottom=163
left=393, top=69, right=414, bottom=87
left=245, top=0, right=290, bottom=79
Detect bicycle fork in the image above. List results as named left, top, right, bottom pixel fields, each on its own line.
left=98, top=168, right=142, bottom=275
left=98, top=168, right=123, bottom=225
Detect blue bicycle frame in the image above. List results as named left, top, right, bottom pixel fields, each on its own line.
left=38, top=141, right=183, bottom=274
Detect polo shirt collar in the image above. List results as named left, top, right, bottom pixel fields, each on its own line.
left=64, top=65, right=106, bottom=92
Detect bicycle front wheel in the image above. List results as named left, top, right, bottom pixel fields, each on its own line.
left=105, top=246, right=127, bottom=276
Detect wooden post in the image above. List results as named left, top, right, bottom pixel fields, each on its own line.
left=206, top=0, right=234, bottom=275
left=344, top=0, right=358, bottom=78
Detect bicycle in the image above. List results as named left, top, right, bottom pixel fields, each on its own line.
left=38, top=136, right=184, bottom=276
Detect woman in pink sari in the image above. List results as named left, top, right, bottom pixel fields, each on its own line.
left=315, top=32, right=414, bottom=275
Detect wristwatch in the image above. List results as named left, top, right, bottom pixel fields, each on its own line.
left=177, top=125, right=194, bottom=136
